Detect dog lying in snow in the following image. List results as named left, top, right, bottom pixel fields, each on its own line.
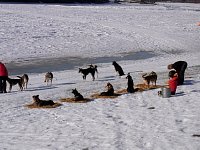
left=72, top=88, right=84, bottom=101
left=32, top=95, right=55, bottom=107
left=100, top=82, right=114, bottom=96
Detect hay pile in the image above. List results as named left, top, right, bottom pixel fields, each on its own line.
left=116, top=83, right=164, bottom=94
left=116, top=89, right=127, bottom=94
left=90, top=93, right=121, bottom=99
left=135, top=83, right=163, bottom=91
left=25, top=102, right=62, bottom=109
left=60, top=98, right=93, bottom=103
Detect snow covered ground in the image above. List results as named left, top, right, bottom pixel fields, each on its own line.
left=0, top=2, right=200, bottom=150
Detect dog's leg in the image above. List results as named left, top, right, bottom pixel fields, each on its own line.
left=91, top=73, right=95, bottom=81
left=25, top=82, right=27, bottom=89
left=46, top=79, right=49, bottom=86
left=18, top=83, right=23, bottom=91
left=9, top=84, right=12, bottom=92
left=83, top=75, right=86, bottom=80
left=147, top=81, right=150, bottom=88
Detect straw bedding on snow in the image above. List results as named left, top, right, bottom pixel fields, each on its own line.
left=90, top=93, right=121, bottom=99
left=60, top=98, right=93, bottom=103
left=25, top=103, right=62, bottom=108
left=116, top=83, right=164, bottom=94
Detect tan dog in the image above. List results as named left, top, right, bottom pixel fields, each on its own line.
left=44, top=72, right=53, bottom=85
left=32, top=95, right=55, bottom=107
left=142, top=71, right=157, bottom=87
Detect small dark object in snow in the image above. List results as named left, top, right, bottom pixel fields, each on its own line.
left=148, top=107, right=155, bottom=109
left=192, top=134, right=200, bottom=137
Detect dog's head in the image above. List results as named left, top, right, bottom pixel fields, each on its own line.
left=78, top=68, right=82, bottom=73
left=106, top=82, right=111, bottom=86
left=126, top=73, right=132, bottom=80
left=32, top=95, right=40, bottom=103
left=72, top=88, right=78, bottom=95
left=112, top=61, right=116, bottom=65
left=45, top=72, right=53, bottom=78
left=149, top=71, right=157, bottom=77
left=106, top=82, right=113, bottom=89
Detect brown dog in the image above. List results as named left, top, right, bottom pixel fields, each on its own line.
left=32, top=95, right=55, bottom=107
left=142, top=71, right=157, bottom=87
left=17, top=74, right=29, bottom=90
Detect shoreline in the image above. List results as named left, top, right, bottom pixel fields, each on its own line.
left=6, top=51, right=156, bottom=75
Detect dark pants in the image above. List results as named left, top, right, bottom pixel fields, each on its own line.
left=171, top=91, right=175, bottom=95
left=0, top=76, right=7, bottom=93
left=178, top=63, right=187, bottom=85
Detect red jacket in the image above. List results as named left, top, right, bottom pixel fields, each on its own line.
left=168, top=76, right=178, bottom=93
left=0, top=62, right=8, bottom=76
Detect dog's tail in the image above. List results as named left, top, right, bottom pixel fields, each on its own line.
left=94, top=65, right=98, bottom=78
left=6, top=77, right=11, bottom=83
left=17, top=76, right=22, bottom=79
left=142, top=73, right=148, bottom=78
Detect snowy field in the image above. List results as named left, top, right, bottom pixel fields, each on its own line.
left=0, top=2, right=200, bottom=150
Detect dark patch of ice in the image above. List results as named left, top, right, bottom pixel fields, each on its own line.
left=7, top=51, right=156, bottom=75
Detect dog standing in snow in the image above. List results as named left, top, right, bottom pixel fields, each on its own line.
left=17, top=74, right=29, bottom=90
left=44, top=72, right=53, bottom=85
left=112, top=61, right=125, bottom=76
left=142, top=71, right=157, bottom=87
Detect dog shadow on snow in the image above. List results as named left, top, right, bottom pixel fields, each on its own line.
left=184, top=79, right=200, bottom=85
left=53, top=82, right=76, bottom=86
left=26, top=86, right=58, bottom=92
left=96, top=75, right=117, bottom=82
left=26, top=82, right=75, bottom=92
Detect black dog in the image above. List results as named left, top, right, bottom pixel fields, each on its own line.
left=79, top=65, right=98, bottom=81
left=112, top=61, right=125, bottom=76
left=72, top=88, right=84, bottom=100
left=32, top=95, right=55, bottom=107
left=126, top=73, right=135, bottom=93
left=100, top=82, right=114, bottom=96
left=6, top=77, right=23, bottom=92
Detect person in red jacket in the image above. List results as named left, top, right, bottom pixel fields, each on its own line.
left=0, top=61, right=8, bottom=93
left=168, top=61, right=187, bottom=85
left=168, top=70, right=178, bottom=95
